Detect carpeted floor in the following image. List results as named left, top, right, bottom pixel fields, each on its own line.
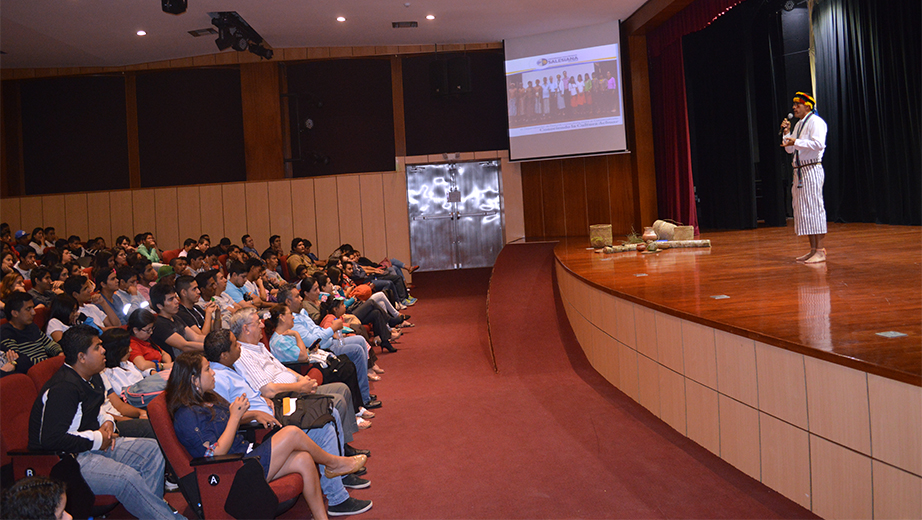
left=151, top=249, right=817, bottom=519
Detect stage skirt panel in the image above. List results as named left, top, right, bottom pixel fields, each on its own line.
left=792, top=163, right=828, bottom=236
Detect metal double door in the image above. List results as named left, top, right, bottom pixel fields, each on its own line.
left=407, top=160, right=504, bottom=271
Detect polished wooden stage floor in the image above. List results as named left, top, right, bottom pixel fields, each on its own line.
left=552, top=222, right=921, bottom=385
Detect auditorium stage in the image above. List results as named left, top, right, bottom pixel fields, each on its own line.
left=551, top=222, right=921, bottom=386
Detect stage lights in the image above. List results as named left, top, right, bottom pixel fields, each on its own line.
left=210, top=11, right=274, bottom=60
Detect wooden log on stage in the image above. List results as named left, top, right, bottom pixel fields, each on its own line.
left=658, top=239, right=710, bottom=249
left=600, top=240, right=710, bottom=253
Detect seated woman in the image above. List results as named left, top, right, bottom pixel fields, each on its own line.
left=317, top=296, right=383, bottom=380
left=266, top=304, right=374, bottom=423
left=327, top=266, right=393, bottom=318
left=167, top=352, right=366, bottom=520
left=0, top=272, right=26, bottom=318
left=312, top=273, right=400, bottom=354
left=46, top=294, right=79, bottom=343
left=127, top=308, right=172, bottom=372
left=99, top=328, right=156, bottom=438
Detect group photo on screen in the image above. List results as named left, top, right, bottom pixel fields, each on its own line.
left=506, top=60, right=620, bottom=129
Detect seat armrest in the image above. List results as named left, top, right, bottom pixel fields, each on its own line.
left=8, top=449, right=64, bottom=457
left=189, top=453, right=245, bottom=467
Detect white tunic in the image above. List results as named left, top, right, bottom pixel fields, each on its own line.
left=784, top=113, right=828, bottom=236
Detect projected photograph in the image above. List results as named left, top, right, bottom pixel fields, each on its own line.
left=505, top=21, right=628, bottom=161
left=505, top=45, right=622, bottom=134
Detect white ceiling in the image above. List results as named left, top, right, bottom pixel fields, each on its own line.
left=0, top=0, right=646, bottom=69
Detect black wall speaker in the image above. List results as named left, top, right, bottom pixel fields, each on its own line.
left=162, top=0, right=187, bottom=15
left=447, top=56, right=471, bottom=94
left=429, top=56, right=472, bottom=95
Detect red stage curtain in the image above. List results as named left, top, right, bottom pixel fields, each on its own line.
left=647, top=0, right=746, bottom=234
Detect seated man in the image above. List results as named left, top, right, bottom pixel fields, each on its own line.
left=28, top=267, right=57, bottom=307
left=241, top=258, right=273, bottom=308
left=223, top=261, right=260, bottom=310
left=112, top=266, right=150, bottom=319
left=28, top=325, right=181, bottom=520
left=177, top=238, right=197, bottom=258
left=43, top=226, right=57, bottom=249
left=226, top=308, right=367, bottom=451
left=263, top=234, right=284, bottom=259
left=149, top=282, right=204, bottom=359
left=13, top=249, right=39, bottom=279
left=0, top=292, right=62, bottom=374
left=62, top=275, right=120, bottom=330
left=278, top=283, right=379, bottom=410
left=67, top=235, right=88, bottom=259
left=241, top=234, right=260, bottom=259
left=174, top=275, right=218, bottom=337
left=13, top=230, right=32, bottom=258
left=204, top=329, right=372, bottom=516
left=186, top=248, right=206, bottom=276
left=136, top=233, right=161, bottom=264
left=287, top=238, right=317, bottom=280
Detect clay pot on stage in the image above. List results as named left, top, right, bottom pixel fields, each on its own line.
left=642, top=227, right=657, bottom=242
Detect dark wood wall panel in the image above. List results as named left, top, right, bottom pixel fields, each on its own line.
left=522, top=152, right=640, bottom=240
left=241, top=62, right=285, bottom=181
left=608, top=154, right=636, bottom=233
left=522, top=165, right=544, bottom=237
left=585, top=155, right=612, bottom=226
left=539, top=161, right=566, bottom=236
left=560, top=159, right=588, bottom=236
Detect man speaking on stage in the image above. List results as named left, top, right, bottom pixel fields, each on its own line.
left=781, top=92, right=828, bottom=264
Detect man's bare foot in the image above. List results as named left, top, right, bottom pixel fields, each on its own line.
left=796, top=250, right=815, bottom=262
left=804, top=248, right=826, bottom=264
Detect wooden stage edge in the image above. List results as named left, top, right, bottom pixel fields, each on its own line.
left=549, top=222, right=922, bottom=386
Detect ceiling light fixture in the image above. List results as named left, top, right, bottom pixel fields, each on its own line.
left=137, top=30, right=147, bottom=36
left=426, top=15, right=435, bottom=20
left=336, top=16, right=346, bottom=22
left=210, top=11, right=274, bottom=59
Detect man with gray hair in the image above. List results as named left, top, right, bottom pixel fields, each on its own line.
left=225, top=308, right=368, bottom=454
left=204, top=329, right=372, bottom=515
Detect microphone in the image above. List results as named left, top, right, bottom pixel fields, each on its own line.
left=779, top=113, right=794, bottom=135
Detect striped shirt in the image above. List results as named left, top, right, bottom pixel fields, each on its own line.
left=0, top=323, right=62, bottom=366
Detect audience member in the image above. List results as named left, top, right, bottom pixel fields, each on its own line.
left=28, top=325, right=180, bottom=519
left=278, top=283, right=378, bottom=408
left=62, top=275, right=118, bottom=330
left=113, top=266, right=150, bottom=319
left=1, top=476, right=71, bottom=520
left=29, top=267, right=58, bottom=307
left=227, top=308, right=367, bottom=439
left=1, top=250, right=14, bottom=277
left=174, top=275, right=219, bottom=337
left=99, top=328, right=156, bottom=438
left=168, top=351, right=366, bottom=520
left=0, top=292, right=60, bottom=373
left=137, top=233, right=161, bottom=263
left=13, top=249, right=39, bottom=279
left=287, top=238, right=316, bottom=279
left=14, top=230, right=32, bottom=257
left=149, top=282, right=204, bottom=359
left=177, top=238, right=197, bottom=257
left=46, top=294, right=79, bottom=343
left=44, top=227, right=58, bottom=249
left=29, top=227, right=46, bottom=255
left=203, top=329, right=373, bottom=515
left=128, top=308, right=172, bottom=372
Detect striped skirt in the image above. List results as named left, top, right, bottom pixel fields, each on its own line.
left=792, top=163, right=827, bottom=236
